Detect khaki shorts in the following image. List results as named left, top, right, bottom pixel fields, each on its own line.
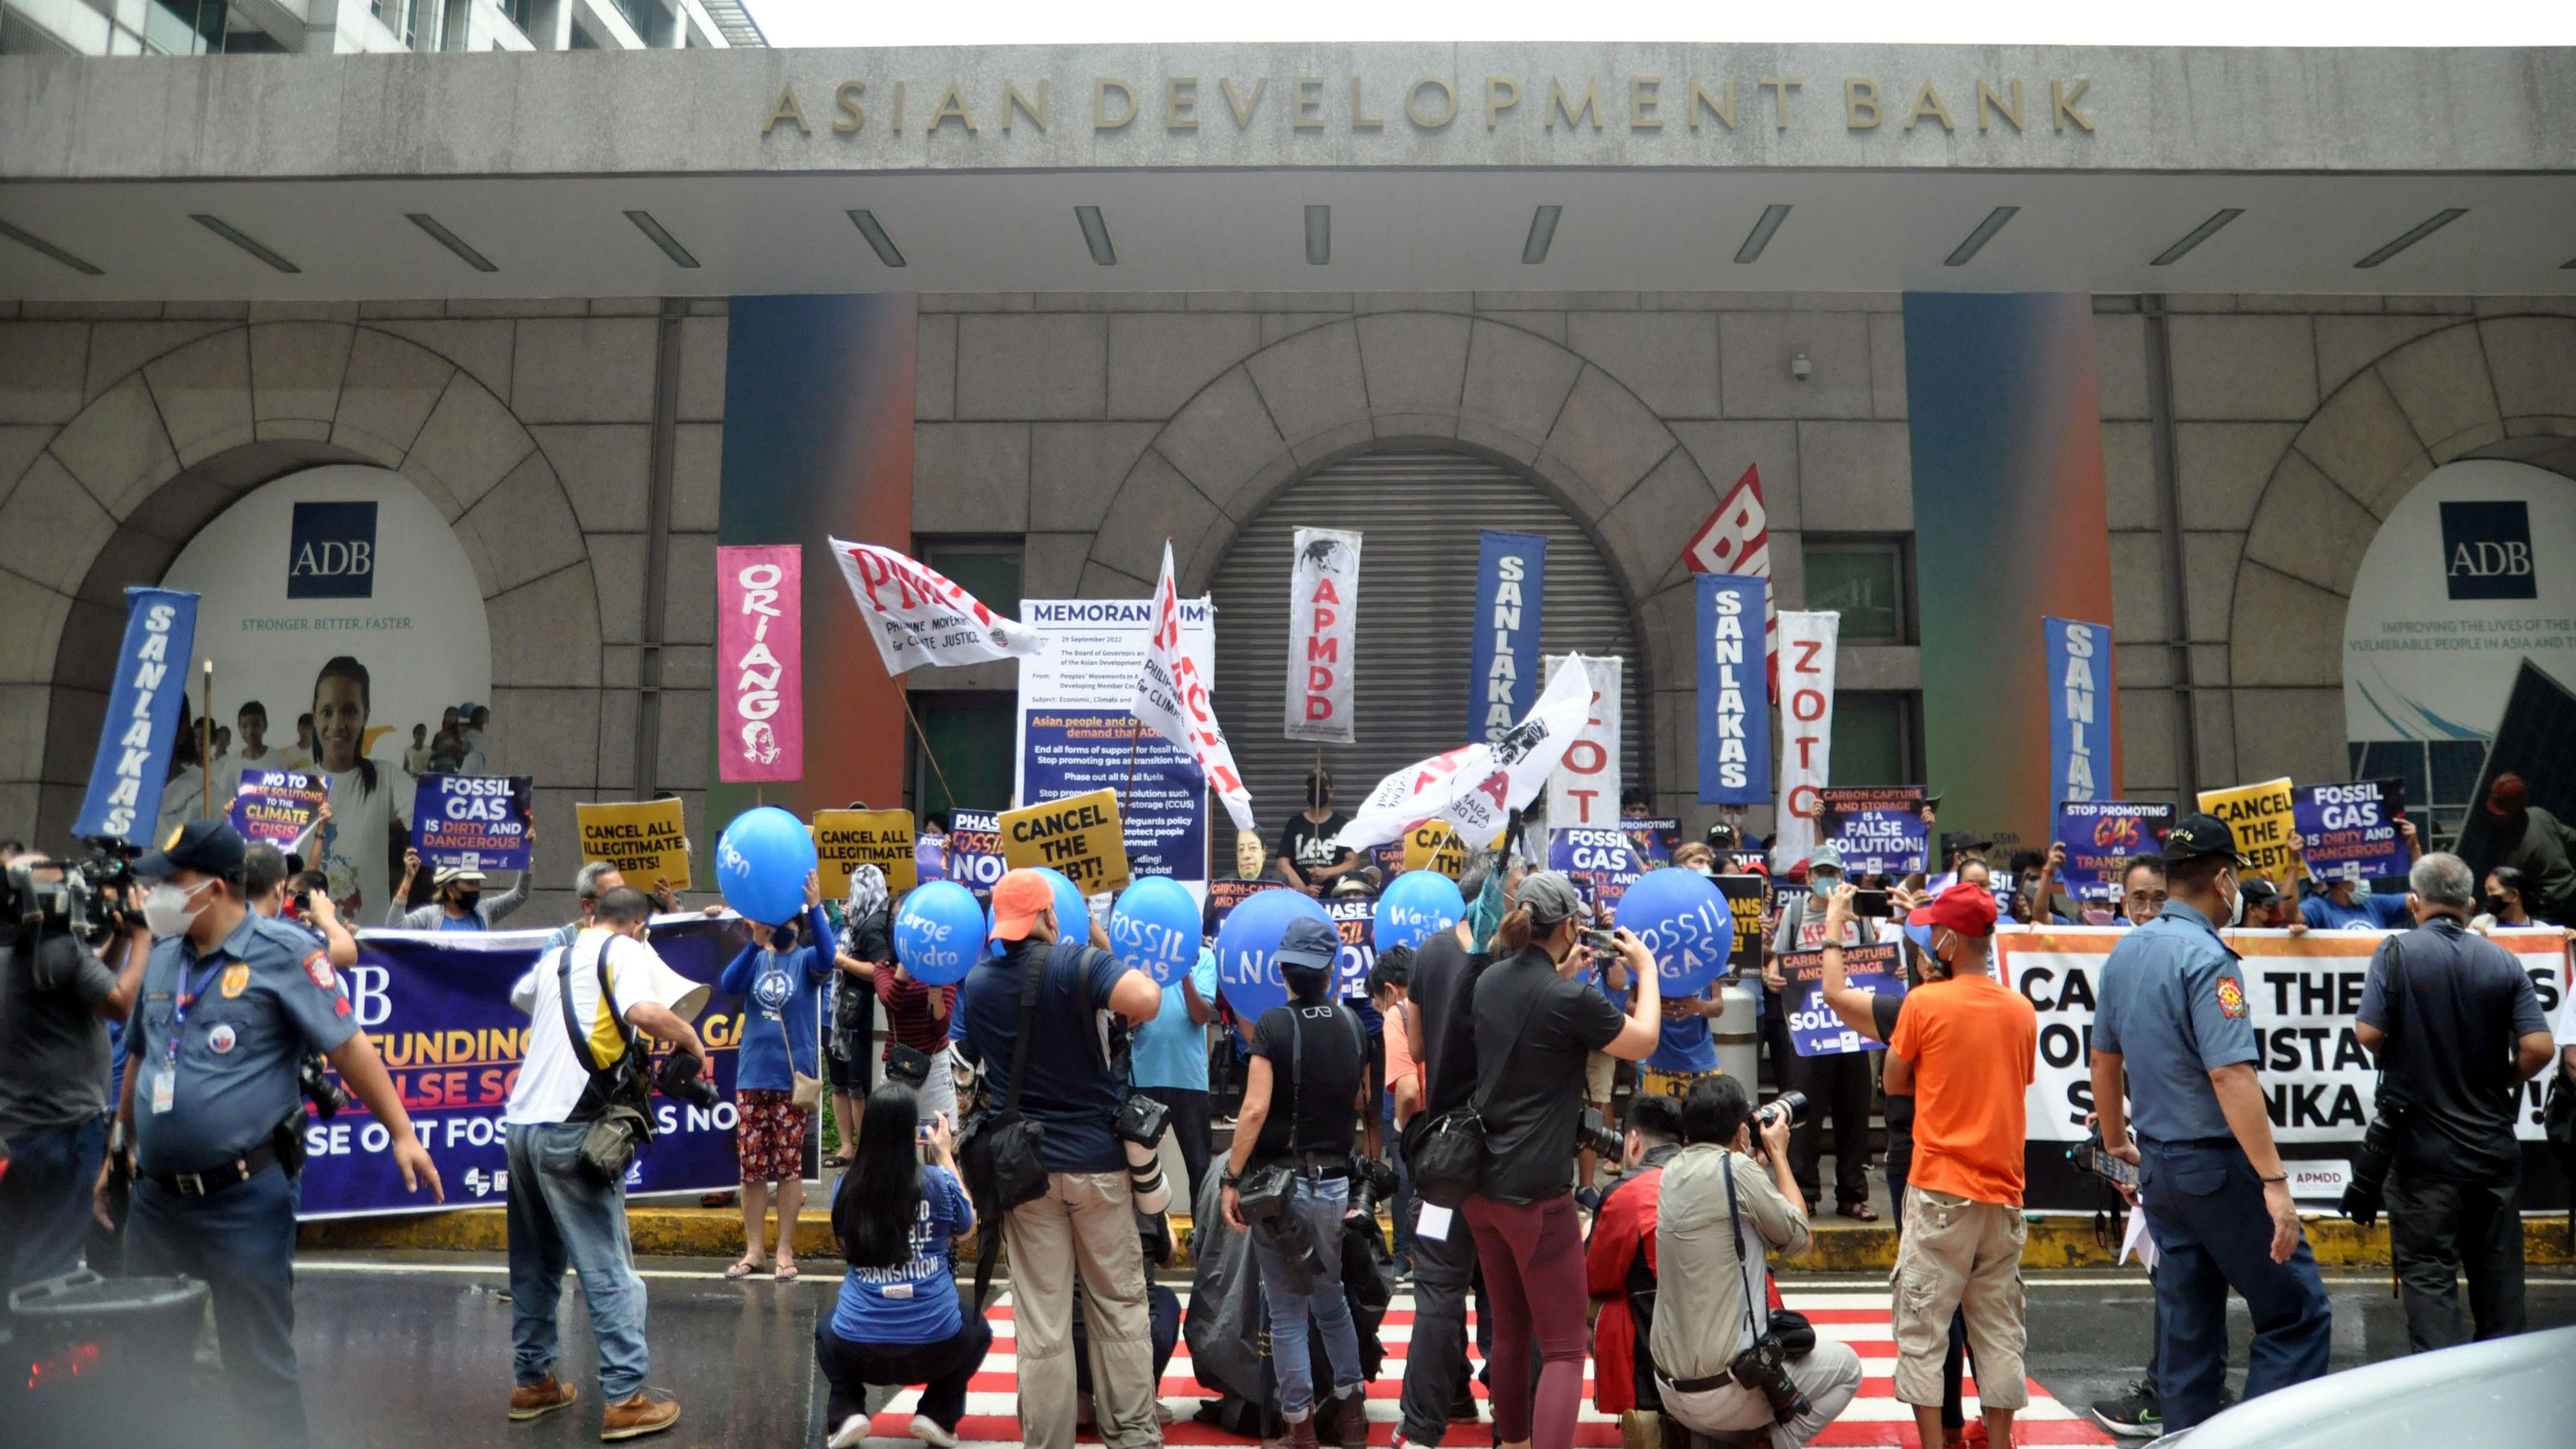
left=1585, top=1049, right=1617, bottom=1103
left=1890, top=1185, right=2029, bottom=1411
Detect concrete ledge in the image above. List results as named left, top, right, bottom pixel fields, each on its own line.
left=301, top=1209, right=2576, bottom=1272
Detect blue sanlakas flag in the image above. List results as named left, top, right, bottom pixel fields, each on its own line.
left=74, top=586, right=201, bottom=843
left=1696, top=574, right=1770, bottom=806
left=2043, top=616, right=2115, bottom=808
left=1467, top=531, right=1547, bottom=742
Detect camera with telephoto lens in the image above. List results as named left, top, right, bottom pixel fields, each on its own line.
left=1234, top=1165, right=1327, bottom=1293
left=1757, top=1091, right=1810, bottom=1133
left=1576, top=1106, right=1626, bottom=1160
left=2340, top=1100, right=2409, bottom=1228
left=1346, top=1154, right=1400, bottom=1220
left=298, top=1052, right=357, bottom=1119
left=1728, top=1329, right=1816, bottom=1426
left=655, top=1049, right=721, bottom=1110
left=1114, top=1091, right=1171, bottom=1150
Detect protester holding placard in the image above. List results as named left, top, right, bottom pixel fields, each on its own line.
left=2299, top=815, right=2421, bottom=931
left=386, top=845, right=532, bottom=932
left=1768, top=844, right=1879, bottom=1220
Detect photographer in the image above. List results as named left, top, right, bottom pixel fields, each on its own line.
left=1463, top=872, right=1664, bottom=1449
left=2353, top=852, right=2554, bottom=1351
left=1, top=848, right=147, bottom=1289
left=948, top=869, right=1162, bottom=1449
left=1583, top=1093, right=1685, bottom=1424
left=1651, top=1075, right=1858, bottom=1446
left=246, top=852, right=357, bottom=969
left=503, top=884, right=709, bottom=1440
left=1219, top=917, right=1372, bottom=1449
left=97, top=819, right=442, bottom=1449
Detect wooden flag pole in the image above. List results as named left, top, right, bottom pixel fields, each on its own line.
left=1119, top=718, right=1144, bottom=819
left=200, top=660, right=214, bottom=819
left=898, top=689, right=961, bottom=814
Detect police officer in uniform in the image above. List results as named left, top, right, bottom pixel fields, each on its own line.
left=2089, top=814, right=2332, bottom=1433
left=93, top=819, right=443, bottom=1447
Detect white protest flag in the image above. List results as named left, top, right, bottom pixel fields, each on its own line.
left=1542, top=653, right=1622, bottom=835
left=1285, top=527, right=1361, bottom=743
left=1334, top=655, right=1596, bottom=852
left=1135, top=541, right=1256, bottom=834
left=830, top=538, right=1044, bottom=676
left=1770, top=610, right=1840, bottom=871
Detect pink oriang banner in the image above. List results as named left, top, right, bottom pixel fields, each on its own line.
left=718, top=544, right=804, bottom=784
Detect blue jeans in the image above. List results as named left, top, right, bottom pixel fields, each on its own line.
left=1248, top=1173, right=1363, bottom=1417
left=2139, top=1137, right=2333, bottom=1432
left=127, top=1163, right=306, bottom=1448
left=507, top=1123, right=650, bottom=1400
left=0, top=1115, right=104, bottom=1289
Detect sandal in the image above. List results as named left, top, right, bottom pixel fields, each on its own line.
left=722, top=1259, right=764, bottom=1280
left=774, top=1262, right=801, bottom=1283
left=1839, top=1201, right=1881, bottom=1222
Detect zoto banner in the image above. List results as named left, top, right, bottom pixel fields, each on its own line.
left=2292, top=779, right=2410, bottom=882
left=1543, top=654, right=1622, bottom=834
left=296, top=916, right=762, bottom=1219
left=814, top=809, right=918, bottom=897
left=1017, top=598, right=1214, bottom=893
left=718, top=544, right=804, bottom=784
left=1818, top=786, right=1926, bottom=876
left=2044, top=617, right=2117, bottom=807
left=1695, top=573, right=1771, bottom=807
left=2050, top=801, right=2177, bottom=899
left=2197, top=777, right=2301, bottom=888
left=2000, top=926, right=2569, bottom=1160
left=1285, top=527, right=1362, bottom=744
left=945, top=809, right=1006, bottom=898
left=409, top=773, right=534, bottom=871
left=1469, top=531, right=1547, bottom=744
left=1000, top=789, right=1132, bottom=896
left=229, top=768, right=325, bottom=848
left=1781, top=942, right=1905, bottom=1057
left=74, top=586, right=200, bottom=843
left=576, top=799, right=693, bottom=891
left=1770, top=611, right=1840, bottom=870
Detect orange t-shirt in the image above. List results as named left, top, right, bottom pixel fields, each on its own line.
left=1384, top=1000, right=1421, bottom=1108
left=1887, top=971, right=2037, bottom=1206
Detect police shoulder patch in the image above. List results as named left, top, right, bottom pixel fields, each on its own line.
left=2215, top=974, right=2248, bottom=1019
left=304, top=953, right=338, bottom=992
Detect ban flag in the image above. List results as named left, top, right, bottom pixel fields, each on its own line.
left=1684, top=464, right=1777, bottom=700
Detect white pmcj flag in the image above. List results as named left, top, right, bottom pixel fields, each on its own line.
left=830, top=539, right=1044, bottom=676
left=1334, top=655, right=1596, bottom=853
left=1134, top=541, right=1256, bottom=834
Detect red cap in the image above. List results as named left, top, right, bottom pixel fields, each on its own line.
left=1908, top=880, right=2000, bottom=939
left=991, top=869, right=1057, bottom=942
left=2487, top=773, right=2528, bottom=817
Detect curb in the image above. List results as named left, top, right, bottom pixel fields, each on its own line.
left=300, top=1207, right=2576, bottom=1271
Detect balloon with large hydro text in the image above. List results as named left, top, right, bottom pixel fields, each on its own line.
left=894, top=881, right=986, bottom=986
left=985, top=867, right=1092, bottom=953
left=1110, top=875, right=1201, bottom=986
left=1612, top=866, right=1735, bottom=996
left=714, top=806, right=818, bottom=926
left=1214, top=887, right=1333, bottom=1021
left=1374, top=869, right=1466, bottom=954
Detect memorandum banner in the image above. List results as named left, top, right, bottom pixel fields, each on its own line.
left=1017, top=598, right=1216, bottom=895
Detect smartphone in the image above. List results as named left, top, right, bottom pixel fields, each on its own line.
left=1579, top=927, right=1619, bottom=952
left=2072, top=1137, right=2139, bottom=1189
left=1851, top=889, right=1893, bottom=919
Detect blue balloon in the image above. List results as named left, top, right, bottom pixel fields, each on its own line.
left=1374, top=870, right=1466, bottom=954
left=1110, top=876, right=1201, bottom=986
left=985, top=867, right=1092, bottom=954
left=1613, top=867, right=1735, bottom=996
left=894, top=881, right=986, bottom=986
left=714, top=806, right=818, bottom=926
left=1214, top=887, right=1331, bottom=1022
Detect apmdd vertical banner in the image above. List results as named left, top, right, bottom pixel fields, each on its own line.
left=75, top=586, right=201, bottom=843
left=1468, top=531, right=1547, bottom=743
left=2044, top=617, right=2116, bottom=808
left=1696, top=574, right=1770, bottom=806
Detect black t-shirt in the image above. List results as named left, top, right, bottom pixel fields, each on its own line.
left=1870, top=993, right=1916, bottom=1159
left=1410, top=931, right=1491, bottom=1121
left=1472, top=948, right=1629, bottom=1204
left=1277, top=814, right=1353, bottom=879
left=1248, top=1000, right=1367, bottom=1168
left=2357, top=919, right=2550, bottom=1185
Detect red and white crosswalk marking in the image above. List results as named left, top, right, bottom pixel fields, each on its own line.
left=859, top=1291, right=2114, bottom=1447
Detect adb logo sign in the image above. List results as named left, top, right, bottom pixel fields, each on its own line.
left=287, top=501, right=379, bottom=599
left=2440, top=501, right=2535, bottom=601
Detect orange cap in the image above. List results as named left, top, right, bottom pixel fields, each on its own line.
left=991, top=869, right=1057, bottom=942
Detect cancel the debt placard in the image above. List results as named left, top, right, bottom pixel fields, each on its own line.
left=999, top=788, right=1131, bottom=895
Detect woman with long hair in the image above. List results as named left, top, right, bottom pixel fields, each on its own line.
left=1462, top=871, right=1663, bottom=1449
left=817, top=1081, right=988, bottom=1449
left=297, top=655, right=411, bottom=914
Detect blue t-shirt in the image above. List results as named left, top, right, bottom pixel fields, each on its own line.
left=1131, top=949, right=1217, bottom=1092
left=2301, top=890, right=2412, bottom=932
left=830, top=1165, right=972, bottom=1346
left=2092, top=900, right=2260, bottom=1144
left=1643, top=1008, right=1718, bottom=1074
left=435, top=913, right=485, bottom=933
left=950, top=938, right=1135, bottom=1173
left=719, top=904, right=832, bottom=1092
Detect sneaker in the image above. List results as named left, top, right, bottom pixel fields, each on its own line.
left=508, top=1377, right=578, bottom=1422
left=1287, top=1409, right=1322, bottom=1449
left=1332, top=1391, right=1368, bottom=1449
left=910, top=1413, right=959, bottom=1447
left=827, top=1412, right=871, bottom=1449
left=600, top=1389, right=681, bottom=1441
left=2088, top=1379, right=2162, bottom=1439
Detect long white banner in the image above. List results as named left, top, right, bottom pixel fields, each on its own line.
left=1286, top=526, right=1361, bottom=743
left=1542, top=653, right=1622, bottom=835
left=1998, top=926, right=2571, bottom=1146
left=1770, top=610, right=1839, bottom=870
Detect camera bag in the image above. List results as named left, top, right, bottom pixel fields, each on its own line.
left=957, top=938, right=1087, bottom=1306
left=557, top=934, right=655, bottom=1185
left=1409, top=961, right=1541, bottom=1208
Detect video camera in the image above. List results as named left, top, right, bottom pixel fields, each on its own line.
left=4, top=839, right=142, bottom=948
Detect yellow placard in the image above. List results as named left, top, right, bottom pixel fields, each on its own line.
left=2196, top=777, right=2300, bottom=887
left=999, top=789, right=1130, bottom=896
left=813, top=809, right=919, bottom=898
left=575, top=799, right=693, bottom=892
left=1402, top=821, right=1466, bottom=878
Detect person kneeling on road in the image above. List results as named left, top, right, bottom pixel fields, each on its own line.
left=1650, top=1075, right=1861, bottom=1447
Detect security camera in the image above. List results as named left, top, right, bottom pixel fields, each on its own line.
left=1791, top=352, right=1813, bottom=382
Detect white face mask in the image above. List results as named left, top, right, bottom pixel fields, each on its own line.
left=143, top=879, right=215, bottom=939
left=2219, top=870, right=2246, bottom=929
